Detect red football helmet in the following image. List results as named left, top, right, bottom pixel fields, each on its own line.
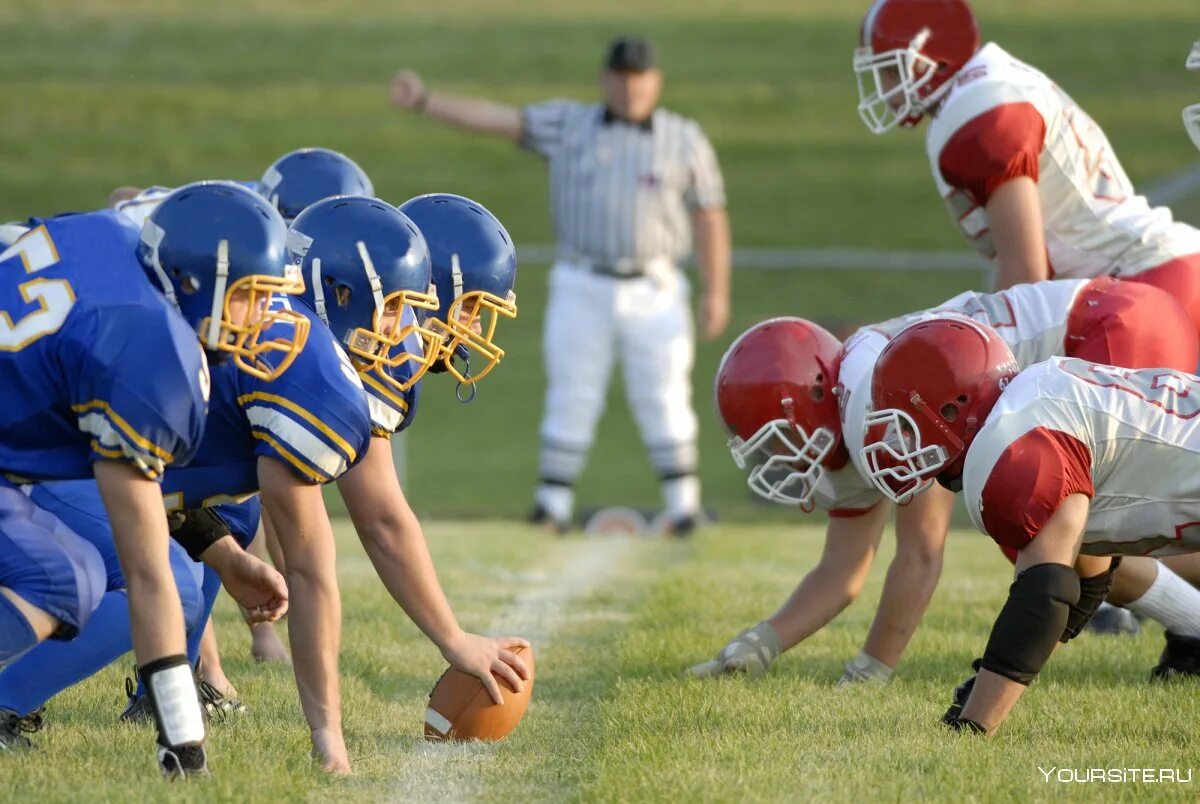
left=861, top=315, right=1017, bottom=504
left=714, top=318, right=846, bottom=510
left=854, top=0, right=980, bottom=134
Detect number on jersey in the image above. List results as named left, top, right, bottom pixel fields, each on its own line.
left=0, top=226, right=74, bottom=351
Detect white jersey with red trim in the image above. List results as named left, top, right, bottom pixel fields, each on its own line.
left=820, top=278, right=1086, bottom=514
left=927, top=43, right=1200, bottom=278
left=962, top=358, right=1200, bottom=558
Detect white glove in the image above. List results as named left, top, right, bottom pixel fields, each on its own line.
left=837, top=650, right=894, bottom=686
left=684, top=621, right=783, bottom=679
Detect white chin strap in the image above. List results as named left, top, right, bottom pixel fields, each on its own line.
left=206, top=239, right=229, bottom=348
left=450, top=253, right=464, bottom=303
left=309, top=257, right=327, bottom=323
left=140, top=219, right=176, bottom=304
left=357, top=240, right=386, bottom=321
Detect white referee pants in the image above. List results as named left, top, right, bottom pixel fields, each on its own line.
left=536, top=260, right=700, bottom=521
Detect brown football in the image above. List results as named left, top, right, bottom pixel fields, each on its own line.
left=423, top=645, right=535, bottom=742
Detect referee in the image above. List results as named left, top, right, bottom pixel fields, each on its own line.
left=391, top=35, right=732, bottom=534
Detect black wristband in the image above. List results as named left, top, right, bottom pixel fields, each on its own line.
left=168, top=507, right=232, bottom=562
left=415, top=89, right=431, bottom=113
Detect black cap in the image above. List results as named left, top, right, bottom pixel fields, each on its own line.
left=604, top=36, right=656, bottom=72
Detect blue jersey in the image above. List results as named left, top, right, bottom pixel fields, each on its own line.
left=160, top=299, right=371, bottom=508
left=359, top=317, right=423, bottom=438
left=0, top=211, right=209, bottom=482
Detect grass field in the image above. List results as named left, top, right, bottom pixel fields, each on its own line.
left=3, top=0, right=1199, bottom=520
left=5, top=520, right=1199, bottom=801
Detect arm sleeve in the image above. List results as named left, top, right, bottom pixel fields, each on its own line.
left=239, top=335, right=371, bottom=484
left=684, top=125, right=727, bottom=210
left=519, top=100, right=575, bottom=159
left=979, top=427, right=1095, bottom=552
left=937, top=103, right=1046, bottom=207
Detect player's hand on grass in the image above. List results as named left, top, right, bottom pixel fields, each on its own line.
left=205, top=540, right=289, bottom=624
left=311, top=727, right=351, bottom=774
left=683, top=621, right=782, bottom=679
left=441, top=632, right=532, bottom=705
left=940, top=659, right=982, bottom=725
left=391, top=69, right=426, bottom=109
left=836, top=650, right=894, bottom=686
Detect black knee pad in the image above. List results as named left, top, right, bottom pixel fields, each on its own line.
left=981, top=563, right=1080, bottom=686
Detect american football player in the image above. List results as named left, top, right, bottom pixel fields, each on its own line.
left=861, top=316, right=1200, bottom=733
left=111, top=147, right=370, bottom=230
left=855, top=0, right=1200, bottom=333
left=0, top=182, right=297, bottom=775
left=194, top=192, right=524, bottom=728
left=0, top=194, right=528, bottom=773
left=689, top=275, right=1200, bottom=684
left=109, top=147, right=378, bottom=675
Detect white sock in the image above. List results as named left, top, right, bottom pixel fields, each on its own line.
left=1126, top=564, right=1200, bottom=638
left=535, top=483, right=574, bottom=524
left=662, top=475, right=700, bottom=520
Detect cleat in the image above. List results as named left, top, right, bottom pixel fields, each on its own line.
left=197, top=678, right=247, bottom=722
left=528, top=504, right=570, bottom=536
left=158, top=743, right=209, bottom=779
left=667, top=515, right=697, bottom=538
left=0, top=708, right=42, bottom=751
left=120, top=668, right=154, bottom=723
left=1086, top=603, right=1140, bottom=636
left=1152, top=632, right=1200, bottom=680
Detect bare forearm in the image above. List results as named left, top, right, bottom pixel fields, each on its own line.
left=694, top=209, right=731, bottom=297
left=986, top=177, right=1049, bottom=291
left=421, top=91, right=522, bottom=140
left=96, top=462, right=186, bottom=663
left=285, top=562, right=341, bottom=731
left=768, top=564, right=866, bottom=650
left=862, top=551, right=943, bottom=667
left=359, top=516, right=462, bottom=651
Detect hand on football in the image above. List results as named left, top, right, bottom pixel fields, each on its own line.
left=683, top=622, right=782, bottom=679
left=391, top=69, right=427, bottom=110
left=441, top=632, right=532, bottom=705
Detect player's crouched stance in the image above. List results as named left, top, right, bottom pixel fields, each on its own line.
left=285, top=194, right=529, bottom=764
left=861, top=317, right=1200, bottom=734
left=0, top=182, right=295, bottom=775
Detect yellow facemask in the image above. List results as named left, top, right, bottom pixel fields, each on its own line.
left=198, top=250, right=310, bottom=382
left=427, top=289, right=518, bottom=385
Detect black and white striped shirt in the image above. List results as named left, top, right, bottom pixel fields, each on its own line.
left=520, top=100, right=725, bottom=268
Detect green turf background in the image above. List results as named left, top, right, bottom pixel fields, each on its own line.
left=3, top=0, right=1198, bottom=520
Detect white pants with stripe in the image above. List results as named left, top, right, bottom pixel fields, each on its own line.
left=536, top=260, right=699, bottom=522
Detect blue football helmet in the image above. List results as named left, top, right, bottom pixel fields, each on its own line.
left=138, top=181, right=309, bottom=381
left=260, top=148, right=374, bottom=222
left=397, top=194, right=518, bottom=386
left=289, top=196, right=440, bottom=392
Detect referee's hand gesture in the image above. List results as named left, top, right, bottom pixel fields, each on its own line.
left=390, top=70, right=426, bottom=109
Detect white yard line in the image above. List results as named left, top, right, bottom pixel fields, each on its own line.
left=388, top=536, right=637, bottom=803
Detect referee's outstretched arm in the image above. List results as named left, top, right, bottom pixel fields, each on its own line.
left=391, top=69, right=522, bottom=141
